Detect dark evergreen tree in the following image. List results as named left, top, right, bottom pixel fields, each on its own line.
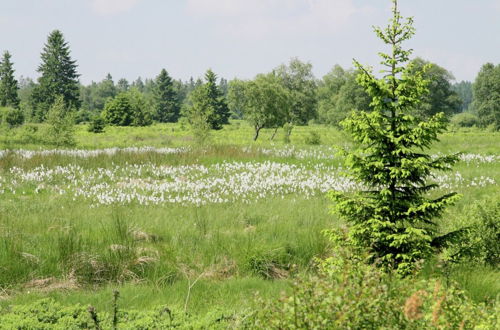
left=153, top=69, right=180, bottom=122
left=32, top=30, right=80, bottom=121
left=0, top=51, right=20, bottom=108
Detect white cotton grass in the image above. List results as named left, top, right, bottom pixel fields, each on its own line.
left=3, top=159, right=496, bottom=207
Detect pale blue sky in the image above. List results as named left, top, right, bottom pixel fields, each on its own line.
left=1, top=0, right=499, bottom=84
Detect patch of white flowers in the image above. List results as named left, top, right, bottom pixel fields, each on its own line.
left=0, top=147, right=189, bottom=159
left=2, top=159, right=496, bottom=206
left=6, top=162, right=360, bottom=206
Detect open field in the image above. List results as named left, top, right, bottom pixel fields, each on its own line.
left=0, top=123, right=499, bottom=324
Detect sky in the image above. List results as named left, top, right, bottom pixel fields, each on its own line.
left=1, top=0, right=499, bottom=84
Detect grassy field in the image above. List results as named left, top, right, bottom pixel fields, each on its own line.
left=0, top=122, right=499, bottom=322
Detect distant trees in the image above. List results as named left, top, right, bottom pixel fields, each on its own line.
left=410, top=58, right=461, bottom=119
left=317, top=65, right=371, bottom=126
left=153, top=69, right=180, bottom=122
left=275, top=58, right=317, bottom=126
left=32, top=30, right=80, bottom=121
left=452, top=81, right=473, bottom=112
left=472, top=63, right=500, bottom=130
left=0, top=51, right=20, bottom=108
left=185, top=69, right=230, bottom=130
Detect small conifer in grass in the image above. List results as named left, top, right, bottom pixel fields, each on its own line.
left=330, top=0, right=461, bottom=275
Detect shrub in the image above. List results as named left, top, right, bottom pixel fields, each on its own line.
left=304, top=130, right=321, bottom=145
left=103, top=93, right=133, bottom=126
left=443, top=196, right=500, bottom=267
left=87, top=115, right=106, bottom=133
left=44, top=96, right=76, bottom=147
left=0, top=298, right=234, bottom=329
left=248, top=229, right=499, bottom=329
left=1, top=106, right=24, bottom=127
left=450, top=112, right=479, bottom=128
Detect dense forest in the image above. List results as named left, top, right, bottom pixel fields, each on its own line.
left=1, top=29, right=499, bottom=141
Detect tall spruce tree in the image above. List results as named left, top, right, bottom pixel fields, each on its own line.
left=0, top=51, right=20, bottom=108
left=330, top=0, right=460, bottom=275
left=32, top=30, right=80, bottom=121
left=153, top=69, right=179, bottom=122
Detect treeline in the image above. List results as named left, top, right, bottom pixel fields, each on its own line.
left=1, top=30, right=499, bottom=140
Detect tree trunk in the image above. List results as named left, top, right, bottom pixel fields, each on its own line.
left=270, top=127, right=278, bottom=140
left=253, top=126, right=262, bottom=141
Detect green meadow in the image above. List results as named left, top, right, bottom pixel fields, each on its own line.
left=0, top=122, right=498, bottom=326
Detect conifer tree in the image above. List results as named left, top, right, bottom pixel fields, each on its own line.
left=0, top=51, right=20, bottom=108
left=204, top=69, right=230, bottom=129
left=185, top=69, right=230, bottom=130
left=330, top=0, right=460, bottom=275
left=153, top=69, right=179, bottom=122
left=32, top=30, right=80, bottom=120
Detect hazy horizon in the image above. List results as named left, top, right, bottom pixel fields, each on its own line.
left=1, top=0, right=499, bottom=84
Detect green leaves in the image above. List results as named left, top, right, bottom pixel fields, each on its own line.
left=330, top=0, right=459, bottom=276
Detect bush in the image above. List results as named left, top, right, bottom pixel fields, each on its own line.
left=1, top=106, right=24, bottom=127
left=102, top=90, right=152, bottom=127
left=450, top=112, right=479, bottom=128
left=248, top=229, right=499, bottom=329
left=443, top=196, right=500, bottom=267
left=44, top=96, right=76, bottom=147
left=0, top=298, right=234, bottom=329
left=87, top=116, right=106, bottom=133
left=304, top=130, right=321, bottom=145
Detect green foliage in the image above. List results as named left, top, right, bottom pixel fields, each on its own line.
left=184, top=69, right=230, bottom=130
left=317, top=65, right=371, bottom=126
left=102, top=90, right=152, bottom=127
left=304, top=130, right=321, bottom=145
left=452, top=80, right=473, bottom=112
left=227, top=79, right=247, bottom=119
left=249, top=229, right=498, bottom=329
left=31, top=30, right=80, bottom=121
left=103, top=93, right=133, bottom=126
left=88, top=115, right=106, bottom=133
left=330, top=0, right=460, bottom=275
left=443, top=196, right=500, bottom=267
left=275, top=58, right=317, bottom=126
left=472, top=63, right=500, bottom=130
left=410, top=58, right=462, bottom=119
left=239, top=73, right=291, bottom=141
left=44, top=95, right=76, bottom=146
left=450, top=112, right=479, bottom=128
left=0, top=298, right=233, bottom=329
left=0, top=106, right=24, bottom=128
left=0, top=51, right=20, bottom=108
left=153, top=69, right=180, bottom=123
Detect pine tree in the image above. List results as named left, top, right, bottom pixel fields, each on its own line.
left=153, top=69, right=180, bottom=122
left=32, top=30, right=80, bottom=121
left=204, top=69, right=230, bottom=129
left=0, top=51, right=20, bottom=108
left=330, top=0, right=460, bottom=275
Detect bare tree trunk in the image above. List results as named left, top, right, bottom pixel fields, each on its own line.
left=253, top=126, right=262, bottom=141
left=270, top=127, right=278, bottom=140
